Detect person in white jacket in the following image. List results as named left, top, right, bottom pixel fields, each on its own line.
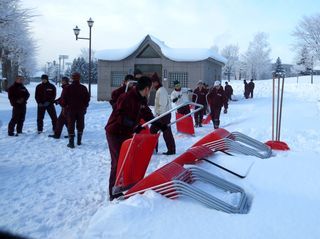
left=171, top=80, right=191, bottom=115
left=150, top=73, right=175, bottom=155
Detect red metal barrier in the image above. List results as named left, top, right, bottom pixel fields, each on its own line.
left=114, top=133, right=160, bottom=193
left=176, top=112, right=195, bottom=135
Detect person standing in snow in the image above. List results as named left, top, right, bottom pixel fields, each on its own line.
left=109, top=74, right=134, bottom=110
left=243, top=80, right=250, bottom=99
left=248, top=79, right=255, bottom=98
left=224, top=81, right=233, bottom=101
left=150, top=73, right=175, bottom=155
left=61, top=72, right=90, bottom=148
left=192, top=81, right=208, bottom=127
left=48, top=77, right=70, bottom=139
left=7, top=76, right=30, bottom=136
left=35, top=74, right=57, bottom=134
left=207, top=80, right=228, bottom=129
left=171, top=80, right=191, bottom=115
left=105, top=76, right=167, bottom=200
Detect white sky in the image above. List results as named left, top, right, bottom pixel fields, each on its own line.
left=21, top=0, right=320, bottom=68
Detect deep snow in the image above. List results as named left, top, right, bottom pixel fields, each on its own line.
left=1, top=76, right=320, bottom=239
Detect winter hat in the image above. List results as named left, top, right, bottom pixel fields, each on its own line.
left=214, top=80, right=221, bottom=87
left=41, top=74, right=49, bottom=80
left=173, top=80, right=181, bottom=87
left=71, top=72, right=81, bottom=81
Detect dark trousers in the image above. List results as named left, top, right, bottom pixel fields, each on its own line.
left=67, top=110, right=85, bottom=136
left=55, top=108, right=68, bottom=137
left=177, top=105, right=191, bottom=115
left=150, top=114, right=175, bottom=153
left=37, top=104, right=57, bottom=132
left=249, top=90, right=253, bottom=98
left=106, top=133, right=130, bottom=197
left=210, top=107, right=222, bottom=128
left=194, top=106, right=205, bottom=126
left=8, top=105, right=26, bottom=134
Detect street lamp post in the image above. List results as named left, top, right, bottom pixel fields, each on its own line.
left=73, top=17, right=94, bottom=97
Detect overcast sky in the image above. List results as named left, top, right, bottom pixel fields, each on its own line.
left=22, top=0, right=319, bottom=69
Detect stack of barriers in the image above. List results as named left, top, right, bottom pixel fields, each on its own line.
left=113, top=109, right=272, bottom=214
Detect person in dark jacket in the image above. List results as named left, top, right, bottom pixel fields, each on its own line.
left=105, top=76, right=167, bottom=200
left=207, top=80, right=228, bottom=129
left=224, top=81, right=233, bottom=101
left=248, top=79, right=255, bottom=98
left=35, top=74, right=57, bottom=133
left=192, top=81, right=208, bottom=127
left=109, top=74, right=134, bottom=110
left=7, top=76, right=30, bottom=136
left=48, top=77, right=70, bottom=139
left=62, top=72, right=90, bottom=148
left=243, top=80, right=250, bottom=99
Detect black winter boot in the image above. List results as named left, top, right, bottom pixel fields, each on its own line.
left=77, top=132, right=83, bottom=145
left=67, top=136, right=75, bottom=148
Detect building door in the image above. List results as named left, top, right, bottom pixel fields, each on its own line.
left=135, top=64, right=162, bottom=106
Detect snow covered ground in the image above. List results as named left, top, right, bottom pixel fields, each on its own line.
left=1, top=76, right=320, bottom=239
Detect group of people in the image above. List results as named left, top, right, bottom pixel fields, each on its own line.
left=105, top=69, right=235, bottom=200
left=244, top=79, right=255, bottom=99
left=7, top=73, right=90, bottom=148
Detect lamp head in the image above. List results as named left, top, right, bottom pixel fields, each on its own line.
left=87, top=18, right=94, bottom=27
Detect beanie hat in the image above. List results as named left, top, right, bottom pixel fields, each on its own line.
left=173, top=80, right=181, bottom=87
left=71, top=72, right=81, bottom=80
left=214, top=80, right=221, bottom=87
left=41, top=74, right=49, bottom=80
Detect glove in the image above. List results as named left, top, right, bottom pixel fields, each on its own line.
left=133, top=124, right=145, bottom=134
left=172, top=97, right=178, bottom=103
left=223, top=108, right=227, bottom=114
left=151, top=121, right=168, bottom=132
left=188, top=89, right=193, bottom=93
left=54, top=99, right=59, bottom=105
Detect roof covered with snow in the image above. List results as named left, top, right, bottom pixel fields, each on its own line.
left=96, top=35, right=227, bottom=64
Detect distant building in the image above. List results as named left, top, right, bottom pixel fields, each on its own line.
left=96, top=35, right=226, bottom=101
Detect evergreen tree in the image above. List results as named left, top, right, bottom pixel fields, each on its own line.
left=273, top=57, right=285, bottom=78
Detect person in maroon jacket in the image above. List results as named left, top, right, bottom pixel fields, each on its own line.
left=7, top=76, right=30, bottom=136
left=62, top=72, right=90, bottom=148
left=105, top=76, right=167, bottom=200
left=48, top=77, right=70, bottom=139
left=224, top=81, right=233, bottom=101
left=192, top=81, right=208, bottom=127
left=109, top=74, right=134, bottom=110
left=207, top=80, right=228, bottom=129
left=35, top=74, right=57, bottom=133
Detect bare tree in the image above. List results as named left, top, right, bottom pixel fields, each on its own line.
left=293, top=14, right=320, bottom=61
left=242, top=32, right=272, bottom=80
left=0, top=0, right=37, bottom=85
left=221, top=44, right=239, bottom=81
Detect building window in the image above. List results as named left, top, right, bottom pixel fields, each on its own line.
left=111, top=71, right=127, bottom=87
left=168, top=72, right=188, bottom=88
